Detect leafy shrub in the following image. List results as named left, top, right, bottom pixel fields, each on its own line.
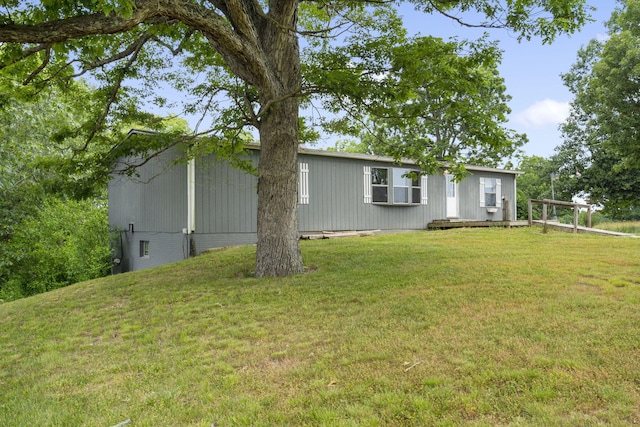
left=0, top=197, right=112, bottom=301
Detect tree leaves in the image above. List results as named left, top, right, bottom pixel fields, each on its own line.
left=557, top=0, right=640, bottom=217
left=352, top=36, right=526, bottom=173
left=0, top=84, right=115, bottom=299
left=0, top=0, right=591, bottom=172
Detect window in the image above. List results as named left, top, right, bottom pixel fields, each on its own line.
left=371, top=168, right=389, bottom=203
left=139, top=240, right=150, bottom=257
left=392, top=168, right=422, bottom=205
left=365, top=167, right=425, bottom=205
left=480, top=177, right=502, bottom=207
left=299, top=162, right=309, bottom=205
left=447, top=175, right=456, bottom=198
left=393, top=168, right=409, bottom=203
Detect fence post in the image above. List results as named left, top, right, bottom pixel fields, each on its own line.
left=503, top=197, right=511, bottom=221
left=587, top=206, right=592, bottom=228
left=573, top=206, right=579, bottom=233
left=528, top=199, right=533, bottom=226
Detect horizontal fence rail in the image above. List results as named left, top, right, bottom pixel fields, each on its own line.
left=528, top=199, right=592, bottom=233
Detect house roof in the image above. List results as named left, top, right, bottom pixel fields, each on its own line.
left=127, top=128, right=523, bottom=176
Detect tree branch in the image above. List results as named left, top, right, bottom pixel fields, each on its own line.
left=79, top=33, right=154, bottom=73
left=157, top=0, right=273, bottom=91
left=0, top=6, right=157, bottom=43
left=426, top=0, right=505, bottom=30
left=78, top=39, right=148, bottom=152
left=221, top=0, right=262, bottom=45
left=0, top=43, right=50, bottom=70
left=22, top=45, right=52, bottom=85
left=151, top=28, right=195, bottom=56
left=0, top=0, right=295, bottom=111
left=0, top=0, right=267, bottom=87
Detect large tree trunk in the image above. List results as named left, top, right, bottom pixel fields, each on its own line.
left=254, top=2, right=304, bottom=277
left=255, top=96, right=303, bottom=277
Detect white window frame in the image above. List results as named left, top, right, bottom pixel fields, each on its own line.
left=393, top=168, right=411, bottom=204
left=139, top=240, right=150, bottom=258
left=364, top=166, right=426, bottom=205
left=299, top=162, right=309, bottom=205
left=480, top=177, right=502, bottom=208
left=371, top=167, right=390, bottom=203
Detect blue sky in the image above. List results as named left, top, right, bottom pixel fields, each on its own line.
left=395, top=2, right=616, bottom=160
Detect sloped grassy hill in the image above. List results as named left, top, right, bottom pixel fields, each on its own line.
left=1, top=228, right=639, bottom=426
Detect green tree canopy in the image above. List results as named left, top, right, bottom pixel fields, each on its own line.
left=0, top=83, right=114, bottom=300
left=514, top=155, right=577, bottom=220
left=0, top=0, right=591, bottom=276
left=347, top=36, right=527, bottom=173
left=557, top=0, right=640, bottom=218
left=0, top=81, right=89, bottom=247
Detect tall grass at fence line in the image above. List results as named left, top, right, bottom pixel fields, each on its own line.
left=596, top=221, right=640, bottom=235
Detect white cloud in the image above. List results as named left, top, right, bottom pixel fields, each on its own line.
left=514, top=99, right=571, bottom=129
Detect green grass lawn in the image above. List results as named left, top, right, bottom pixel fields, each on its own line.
left=1, top=227, right=639, bottom=426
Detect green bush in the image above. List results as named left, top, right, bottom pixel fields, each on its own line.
left=0, top=197, right=112, bottom=301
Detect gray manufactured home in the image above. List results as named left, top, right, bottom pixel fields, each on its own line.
left=108, top=143, right=521, bottom=272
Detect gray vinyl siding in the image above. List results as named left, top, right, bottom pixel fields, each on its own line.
left=457, top=172, right=517, bottom=221
left=299, top=155, right=361, bottom=231
left=109, top=144, right=521, bottom=271
left=429, top=174, right=447, bottom=219
left=459, top=174, right=481, bottom=220
left=108, top=147, right=189, bottom=271
left=299, top=155, right=433, bottom=231
left=195, top=153, right=259, bottom=234
left=184, top=153, right=260, bottom=253
left=108, top=147, right=187, bottom=233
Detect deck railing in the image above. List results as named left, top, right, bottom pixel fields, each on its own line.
left=528, top=199, right=592, bottom=233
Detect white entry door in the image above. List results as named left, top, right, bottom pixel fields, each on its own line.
left=445, top=175, right=458, bottom=218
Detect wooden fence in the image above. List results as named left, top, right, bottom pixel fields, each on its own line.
left=528, top=199, right=592, bottom=233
